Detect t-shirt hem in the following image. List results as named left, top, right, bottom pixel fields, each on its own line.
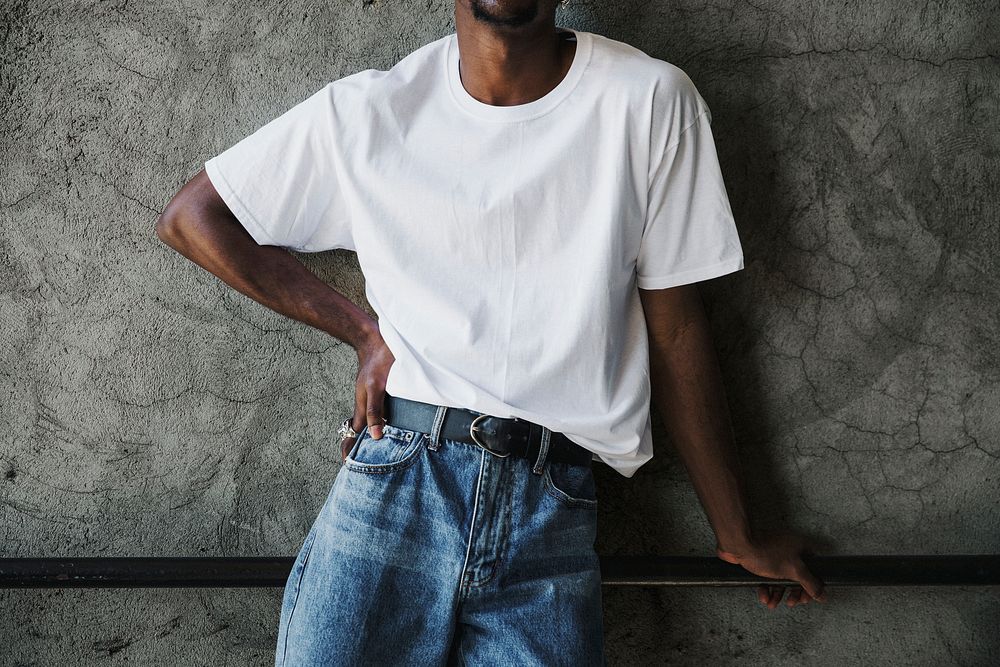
left=204, top=158, right=299, bottom=250
left=636, top=253, right=744, bottom=290
left=593, top=453, right=647, bottom=478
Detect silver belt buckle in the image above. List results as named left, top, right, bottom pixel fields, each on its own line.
left=469, top=414, right=511, bottom=458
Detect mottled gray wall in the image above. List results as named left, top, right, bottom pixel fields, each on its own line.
left=1, top=0, right=997, bottom=665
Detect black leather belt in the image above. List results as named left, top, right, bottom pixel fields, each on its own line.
left=383, top=393, right=593, bottom=468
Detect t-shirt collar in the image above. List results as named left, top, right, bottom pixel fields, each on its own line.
left=445, top=28, right=593, bottom=123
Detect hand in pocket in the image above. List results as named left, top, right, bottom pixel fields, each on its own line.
left=341, top=327, right=396, bottom=462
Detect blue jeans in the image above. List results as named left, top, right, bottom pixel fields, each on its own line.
left=275, top=415, right=606, bottom=666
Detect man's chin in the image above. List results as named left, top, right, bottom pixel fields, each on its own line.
left=468, top=0, right=543, bottom=28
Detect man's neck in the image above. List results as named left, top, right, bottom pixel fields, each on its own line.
left=453, top=2, right=576, bottom=107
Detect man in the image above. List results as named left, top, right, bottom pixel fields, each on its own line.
left=157, top=1, right=827, bottom=664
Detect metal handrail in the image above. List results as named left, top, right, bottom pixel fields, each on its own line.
left=1, top=555, right=997, bottom=588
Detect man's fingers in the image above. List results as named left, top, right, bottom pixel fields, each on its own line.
left=796, top=535, right=829, bottom=602
left=342, top=382, right=368, bottom=461
left=366, top=383, right=386, bottom=439
left=765, top=585, right=783, bottom=609
left=792, top=560, right=827, bottom=602
left=340, top=435, right=356, bottom=462
left=353, top=385, right=368, bottom=435
left=788, top=586, right=813, bottom=607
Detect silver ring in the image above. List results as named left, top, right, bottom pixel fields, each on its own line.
left=337, top=418, right=357, bottom=440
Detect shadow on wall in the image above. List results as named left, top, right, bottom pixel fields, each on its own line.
left=593, top=3, right=1000, bottom=659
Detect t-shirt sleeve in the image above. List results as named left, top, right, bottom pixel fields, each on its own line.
left=636, top=88, right=744, bottom=290
left=204, top=82, right=355, bottom=253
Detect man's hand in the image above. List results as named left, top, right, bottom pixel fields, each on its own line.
left=340, top=329, right=396, bottom=461
left=716, top=531, right=828, bottom=608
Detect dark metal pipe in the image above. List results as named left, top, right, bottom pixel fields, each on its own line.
left=599, top=555, right=1000, bottom=587
left=0, top=555, right=997, bottom=589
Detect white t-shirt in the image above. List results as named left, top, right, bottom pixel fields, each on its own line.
left=204, top=28, right=744, bottom=478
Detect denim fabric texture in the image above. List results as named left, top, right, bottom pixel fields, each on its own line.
left=275, top=417, right=606, bottom=666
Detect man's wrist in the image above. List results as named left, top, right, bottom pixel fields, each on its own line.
left=351, top=316, right=382, bottom=353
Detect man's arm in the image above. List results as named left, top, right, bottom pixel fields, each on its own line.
left=155, top=169, right=394, bottom=448
left=639, top=283, right=827, bottom=608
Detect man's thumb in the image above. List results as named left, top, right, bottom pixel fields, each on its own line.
left=716, top=546, right=743, bottom=564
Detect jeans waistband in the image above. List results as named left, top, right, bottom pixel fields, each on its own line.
left=383, top=393, right=593, bottom=469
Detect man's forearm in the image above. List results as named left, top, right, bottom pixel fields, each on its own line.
left=643, top=287, right=753, bottom=552
left=156, top=170, right=378, bottom=352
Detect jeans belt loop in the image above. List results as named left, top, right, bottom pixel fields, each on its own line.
left=532, top=426, right=551, bottom=475
left=428, top=405, right=448, bottom=451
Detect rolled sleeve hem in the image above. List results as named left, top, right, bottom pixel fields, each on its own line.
left=204, top=158, right=284, bottom=249
left=636, top=254, right=744, bottom=290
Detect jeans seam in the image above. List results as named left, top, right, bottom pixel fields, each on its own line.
left=466, top=513, right=511, bottom=589
left=279, top=529, right=318, bottom=665
left=458, top=449, right=487, bottom=596
left=542, top=467, right=598, bottom=509
left=467, top=457, right=516, bottom=589
left=466, top=514, right=513, bottom=588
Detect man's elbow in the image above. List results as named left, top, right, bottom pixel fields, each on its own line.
left=156, top=177, right=208, bottom=249
left=155, top=202, right=182, bottom=247
left=156, top=168, right=237, bottom=251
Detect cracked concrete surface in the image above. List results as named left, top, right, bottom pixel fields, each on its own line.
left=1, top=1, right=998, bottom=665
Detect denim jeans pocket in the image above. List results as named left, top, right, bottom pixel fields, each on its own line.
left=344, top=423, right=426, bottom=474
left=543, top=461, right=598, bottom=509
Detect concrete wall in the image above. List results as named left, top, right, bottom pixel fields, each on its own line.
left=1, top=1, right=997, bottom=664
